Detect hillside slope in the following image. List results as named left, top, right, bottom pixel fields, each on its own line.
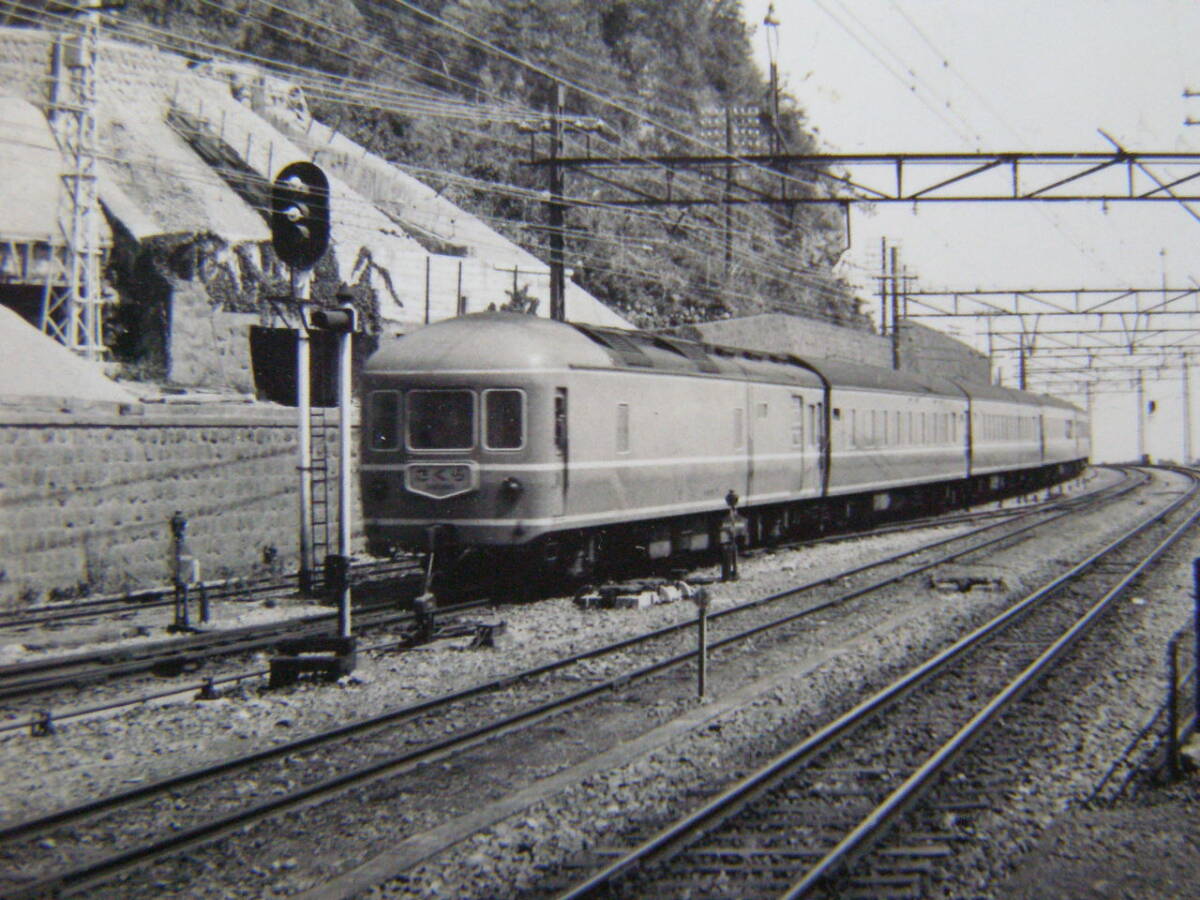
left=117, top=0, right=865, bottom=330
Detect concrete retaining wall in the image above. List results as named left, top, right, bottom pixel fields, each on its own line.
left=896, top=321, right=991, bottom=383
left=0, top=400, right=359, bottom=608
left=681, top=315, right=992, bottom=384
left=683, top=314, right=892, bottom=367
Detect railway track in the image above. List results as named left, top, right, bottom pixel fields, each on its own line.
left=0, top=559, right=421, bottom=631
left=549, top=466, right=1200, bottom=900
left=0, top=477, right=1091, bottom=637
left=0, top=596, right=427, bottom=704
left=0, top=474, right=1103, bottom=709
left=0, top=596, right=497, bottom=736
left=0, top=468, right=1139, bottom=898
left=0, top=472, right=1122, bottom=732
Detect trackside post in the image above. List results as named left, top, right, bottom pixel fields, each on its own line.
left=1167, top=634, right=1182, bottom=780
left=1193, top=557, right=1200, bottom=725
left=694, top=586, right=710, bottom=698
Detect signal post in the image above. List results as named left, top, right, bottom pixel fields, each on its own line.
left=265, top=162, right=360, bottom=685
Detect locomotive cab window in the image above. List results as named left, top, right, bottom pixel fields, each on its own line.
left=483, top=389, right=525, bottom=450
left=368, top=391, right=401, bottom=451
left=406, top=389, right=475, bottom=451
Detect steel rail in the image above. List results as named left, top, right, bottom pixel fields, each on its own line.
left=0, top=474, right=1106, bottom=705
left=0, top=471, right=1134, bottom=897
left=0, top=476, right=1112, bottom=734
left=784, top=469, right=1200, bottom=897
left=554, top=467, right=1191, bottom=900
left=0, top=559, right=421, bottom=630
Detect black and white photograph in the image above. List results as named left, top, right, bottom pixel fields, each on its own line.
left=1, top=1, right=1199, bottom=897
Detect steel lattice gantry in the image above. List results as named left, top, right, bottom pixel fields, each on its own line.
left=527, top=142, right=1200, bottom=401
left=533, top=150, right=1200, bottom=207
left=896, top=285, right=1200, bottom=394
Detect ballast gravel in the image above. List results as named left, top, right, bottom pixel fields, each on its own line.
left=360, top=470, right=1191, bottom=900
left=0, top=502, right=1013, bottom=822
left=8, top=467, right=1189, bottom=900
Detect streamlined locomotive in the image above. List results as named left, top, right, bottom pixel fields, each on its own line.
left=360, top=313, right=1089, bottom=572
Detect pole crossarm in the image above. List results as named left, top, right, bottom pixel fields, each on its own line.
left=903, top=287, right=1200, bottom=317
left=527, top=150, right=1200, bottom=205
left=990, top=326, right=1200, bottom=336
left=998, top=346, right=1200, bottom=358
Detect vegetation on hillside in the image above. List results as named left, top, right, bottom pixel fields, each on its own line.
left=120, top=0, right=862, bottom=329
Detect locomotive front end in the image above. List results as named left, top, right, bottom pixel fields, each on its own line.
left=359, top=314, right=592, bottom=558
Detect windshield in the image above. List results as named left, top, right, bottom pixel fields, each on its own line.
left=406, top=390, right=475, bottom=450
left=484, top=389, right=525, bottom=450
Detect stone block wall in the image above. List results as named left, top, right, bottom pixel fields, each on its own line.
left=167, top=280, right=258, bottom=392
left=0, top=400, right=360, bottom=608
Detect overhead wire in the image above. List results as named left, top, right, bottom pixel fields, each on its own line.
left=106, top=0, right=828, bottom=286
left=4, top=0, right=856, bottom=313
left=364, top=0, right=852, bottom=296
left=216, top=0, right=849, bottom=292
left=881, top=0, right=1183, bottom=392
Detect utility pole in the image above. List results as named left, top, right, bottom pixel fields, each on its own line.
left=879, top=237, right=888, bottom=336
left=1183, top=352, right=1193, bottom=463
left=763, top=4, right=781, bottom=156
left=524, top=85, right=604, bottom=321
left=548, top=82, right=566, bottom=321
left=1137, top=370, right=1147, bottom=462
left=987, top=319, right=995, bottom=382
left=1018, top=333, right=1027, bottom=390
left=46, top=0, right=113, bottom=359
left=724, top=107, right=733, bottom=275
left=890, top=245, right=900, bottom=369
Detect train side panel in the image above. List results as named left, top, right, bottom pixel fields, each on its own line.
left=562, top=370, right=826, bottom=520
left=826, top=388, right=968, bottom=496
left=968, top=396, right=1043, bottom=475
left=1041, top=401, right=1084, bottom=467
left=562, top=369, right=751, bottom=527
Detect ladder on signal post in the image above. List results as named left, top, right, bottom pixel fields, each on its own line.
left=309, top=404, right=333, bottom=576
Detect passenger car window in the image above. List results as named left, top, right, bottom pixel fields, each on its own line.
left=616, top=403, right=630, bottom=453
left=483, top=389, right=524, bottom=450
left=407, top=390, right=474, bottom=450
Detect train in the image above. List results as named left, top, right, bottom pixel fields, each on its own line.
left=359, top=312, right=1089, bottom=577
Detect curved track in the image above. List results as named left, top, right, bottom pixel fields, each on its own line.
left=550, top=467, right=1200, bottom=900
left=0, top=475, right=1105, bottom=711
left=0, top=469, right=1137, bottom=898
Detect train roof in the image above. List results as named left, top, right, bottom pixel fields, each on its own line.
left=951, top=379, right=1044, bottom=407
left=365, top=313, right=823, bottom=387
left=364, top=315, right=1082, bottom=414
left=807, top=357, right=964, bottom=399
left=365, top=313, right=614, bottom=373
left=950, top=378, right=1084, bottom=413
left=1036, top=392, right=1084, bottom=412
